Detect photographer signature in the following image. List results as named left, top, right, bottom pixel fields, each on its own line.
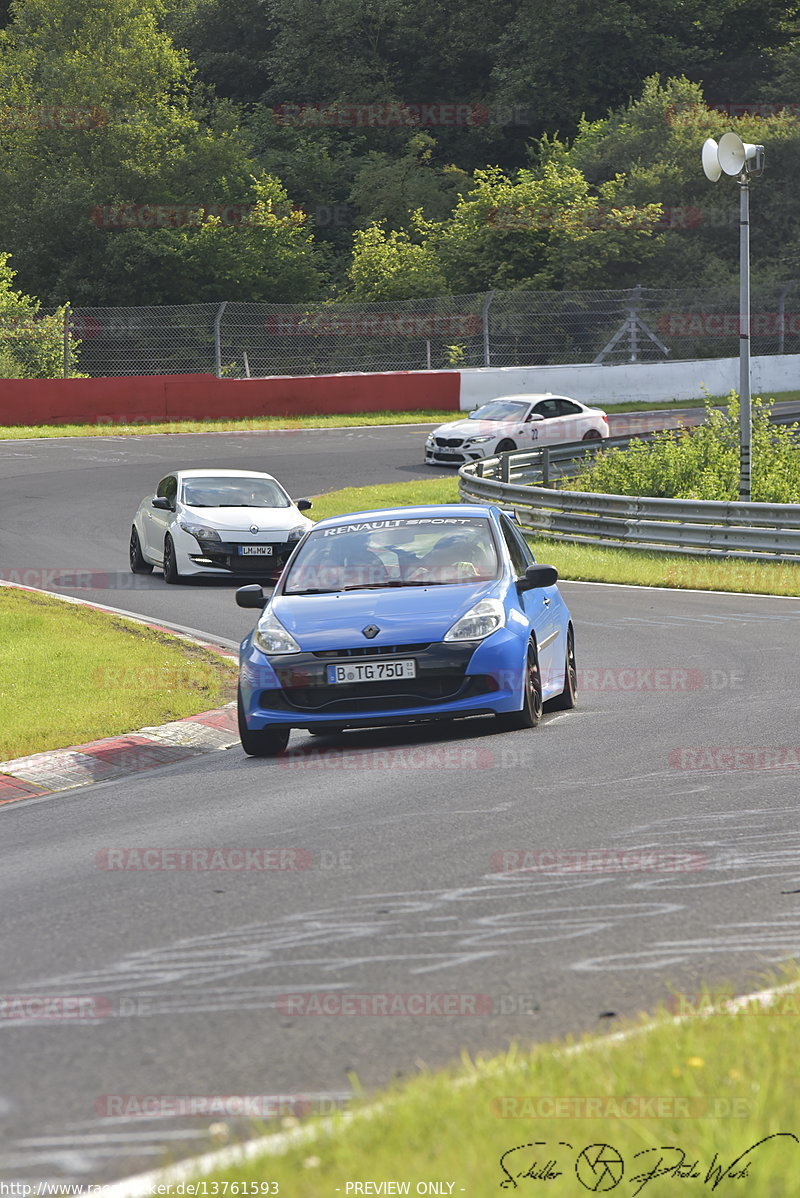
left=498, top=1133, right=799, bottom=1191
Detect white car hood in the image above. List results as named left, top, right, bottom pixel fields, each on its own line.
left=434, top=419, right=521, bottom=437
left=180, top=505, right=312, bottom=537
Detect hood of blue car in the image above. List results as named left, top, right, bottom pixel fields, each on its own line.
left=270, top=581, right=500, bottom=651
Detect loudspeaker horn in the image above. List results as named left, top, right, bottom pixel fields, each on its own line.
left=718, top=132, right=764, bottom=177
left=702, top=137, right=721, bottom=182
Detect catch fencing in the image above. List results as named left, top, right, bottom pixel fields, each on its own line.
left=10, top=281, right=800, bottom=377
left=458, top=420, right=800, bottom=563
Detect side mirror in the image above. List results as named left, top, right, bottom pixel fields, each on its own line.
left=151, top=496, right=171, bottom=511
left=295, top=498, right=312, bottom=511
left=517, top=563, right=558, bottom=592
left=236, top=584, right=266, bottom=609
left=526, top=412, right=544, bottom=422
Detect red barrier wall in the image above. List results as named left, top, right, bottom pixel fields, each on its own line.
left=0, top=371, right=460, bottom=426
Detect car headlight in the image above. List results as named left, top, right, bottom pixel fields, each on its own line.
left=286, top=525, right=307, bottom=543
left=443, top=597, right=505, bottom=642
left=426, top=434, right=435, bottom=446
left=253, top=607, right=301, bottom=656
left=464, top=436, right=492, bottom=445
left=178, top=520, right=221, bottom=543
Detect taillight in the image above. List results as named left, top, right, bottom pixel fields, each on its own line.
left=601, top=413, right=609, bottom=423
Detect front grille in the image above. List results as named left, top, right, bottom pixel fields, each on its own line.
left=434, top=437, right=464, bottom=447
left=261, top=674, right=496, bottom=714
left=312, top=643, right=430, bottom=659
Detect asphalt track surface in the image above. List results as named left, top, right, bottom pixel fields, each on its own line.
left=2, top=418, right=800, bottom=1184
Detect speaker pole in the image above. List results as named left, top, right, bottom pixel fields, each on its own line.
left=738, top=174, right=751, bottom=501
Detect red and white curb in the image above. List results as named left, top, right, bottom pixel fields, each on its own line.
left=0, top=582, right=240, bottom=806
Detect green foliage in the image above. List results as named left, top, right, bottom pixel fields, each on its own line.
left=0, top=251, right=77, bottom=377
left=565, top=393, right=800, bottom=503
left=346, top=222, right=446, bottom=300
left=0, top=0, right=326, bottom=303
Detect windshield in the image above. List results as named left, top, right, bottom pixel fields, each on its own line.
left=468, top=400, right=530, bottom=421
left=181, top=476, right=291, bottom=508
left=283, top=516, right=500, bottom=593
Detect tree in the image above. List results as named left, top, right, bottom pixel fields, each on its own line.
left=346, top=223, right=446, bottom=300
left=0, top=0, right=325, bottom=303
left=0, top=252, right=77, bottom=377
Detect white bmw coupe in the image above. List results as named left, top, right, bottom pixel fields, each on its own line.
left=129, top=469, right=314, bottom=584
left=425, top=393, right=609, bottom=466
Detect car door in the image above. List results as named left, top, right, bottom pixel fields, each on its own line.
left=554, top=397, right=588, bottom=441
left=144, top=474, right=177, bottom=559
left=530, top=397, right=565, bottom=445
left=498, top=514, right=560, bottom=690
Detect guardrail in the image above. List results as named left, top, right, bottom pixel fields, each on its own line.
left=458, top=416, right=800, bottom=563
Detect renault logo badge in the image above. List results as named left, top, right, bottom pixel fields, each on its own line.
left=362, top=625, right=379, bottom=639
left=249, top=525, right=259, bottom=534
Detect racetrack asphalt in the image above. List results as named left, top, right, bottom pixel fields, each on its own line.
left=2, top=420, right=800, bottom=1184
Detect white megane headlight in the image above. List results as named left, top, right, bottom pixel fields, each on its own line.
left=286, top=525, right=308, bottom=543
left=178, top=520, right=221, bottom=542
left=254, top=607, right=301, bottom=655
left=443, top=597, right=505, bottom=642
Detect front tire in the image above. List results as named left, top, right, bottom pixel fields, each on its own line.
left=129, top=527, right=153, bottom=575
left=238, top=691, right=290, bottom=757
left=546, top=625, right=577, bottom=711
left=496, top=639, right=543, bottom=731
left=496, top=438, right=517, bottom=453
left=162, top=534, right=183, bottom=584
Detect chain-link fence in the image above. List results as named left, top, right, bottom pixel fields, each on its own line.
left=6, top=283, right=800, bottom=377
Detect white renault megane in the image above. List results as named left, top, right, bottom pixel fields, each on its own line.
left=129, top=469, right=314, bottom=584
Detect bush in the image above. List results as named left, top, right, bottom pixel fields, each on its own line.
left=564, top=393, right=800, bottom=504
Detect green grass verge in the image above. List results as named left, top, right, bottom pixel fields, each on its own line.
left=180, top=968, right=800, bottom=1195
left=310, top=478, right=800, bottom=596
left=0, top=410, right=454, bottom=440
left=2, top=390, right=799, bottom=440
left=0, top=589, right=236, bottom=760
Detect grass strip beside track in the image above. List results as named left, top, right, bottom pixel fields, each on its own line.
left=0, top=410, right=456, bottom=439
left=313, top=478, right=800, bottom=596
left=0, top=589, right=236, bottom=760
left=173, top=969, right=800, bottom=1196
left=2, top=391, right=799, bottom=439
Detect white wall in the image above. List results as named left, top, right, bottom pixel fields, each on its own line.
left=458, top=354, right=800, bottom=410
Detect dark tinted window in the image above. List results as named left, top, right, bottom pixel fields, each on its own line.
left=532, top=399, right=561, bottom=419
left=499, top=515, right=529, bottom=577
left=556, top=399, right=582, bottom=415
left=156, top=475, right=177, bottom=507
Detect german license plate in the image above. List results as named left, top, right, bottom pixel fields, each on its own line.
left=327, top=660, right=416, bottom=684
left=437, top=447, right=460, bottom=454
left=239, top=545, right=273, bottom=555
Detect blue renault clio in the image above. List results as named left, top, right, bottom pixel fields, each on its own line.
left=235, top=503, right=576, bottom=756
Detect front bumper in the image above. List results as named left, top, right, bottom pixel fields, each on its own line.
left=239, top=630, right=527, bottom=729
left=183, top=537, right=296, bottom=578
left=425, top=443, right=487, bottom=466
